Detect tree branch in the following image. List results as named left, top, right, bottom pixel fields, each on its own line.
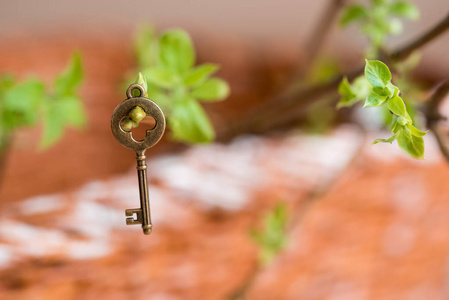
left=391, top=12, right=449, bottom=61
left=296, top=0, right=347, bottom=78
left=218, top=12, right=449, bottom=141
left=0, top=134, right=12, bottom=191
left=425, top=81, right=449, bottom=163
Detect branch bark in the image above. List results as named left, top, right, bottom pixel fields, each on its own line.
left=296, top=0, right=347, bottom=78
left=391, top=12, right=449, bottom=61
left=0, top=134, right=12, bottom=191
left=425, top=81, right=449, bottom=162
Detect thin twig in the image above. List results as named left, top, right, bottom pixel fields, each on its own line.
left=219, top=12, right=449, bottom=141
left=227, top=128, right=367, bottom=299
left=391, top=12, right=449, bottom=61
left=425, top=81, right=449, bottom=163
left=296, top=0, right=347, bottom=78
left=228, top=266, right=260, bottom=300
left=0, top=134, right=12, bottom=191
left=288, top=127, right=366, bottom=228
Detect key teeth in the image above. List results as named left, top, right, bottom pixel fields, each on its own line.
left=125, top=208, right=143, bottom=225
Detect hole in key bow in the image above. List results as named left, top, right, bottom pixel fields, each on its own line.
left=128, top=115, right=157, bottom=141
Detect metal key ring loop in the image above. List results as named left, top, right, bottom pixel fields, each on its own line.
left=126, top=83, right=146, bottom=99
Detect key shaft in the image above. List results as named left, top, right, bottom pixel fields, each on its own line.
left=125, top=151, right=152, bottom=235
left=136, top=152, right=152, bottom=235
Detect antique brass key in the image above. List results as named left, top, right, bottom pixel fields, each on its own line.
left=111, top=83, right=166, bottom=235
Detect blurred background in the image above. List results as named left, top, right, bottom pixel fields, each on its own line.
left=0, top=0, right=449, bottom=299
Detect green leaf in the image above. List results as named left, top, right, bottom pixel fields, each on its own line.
left=406, top=123, right=427, bottom=137
left=135, top=72, right=148, bottom=97
left=169, top=98, right=214, bottom=143
left=191, top=78, right=230, bottom=101
left=340, top=4, right=368, bottom=26
left=389, top=18, right=403, bottom=35
left=3, top=79, right=46, bottom=127
left=397, top=116, right=409, bottom=125
left=250, top=203, right=288, bottom=266
left=40, top=96, right=86, bottom=148
left=158, top=29, right=195, bottom=74
left=40, top=104, right=64, bottom=149
left=147, top=88, right=170, bottom=112
left=372, top=132, right=398, bottom=144
left=352, top=76, right=372, bottom=98
left=338, top=77, right=354, bottom=96
left=134, top=25, right=157, bottom=68
left=144, top=68, right=177, bottom=89
left=362, top=24, right=387, bottom=50
left=390, top=115, right=400, bottom=133
left=390, top=1, right=419, bottom=20
left=364, top=90, right=387, bottom=107
left=54, top=52, right=83, bottom=96
left=372, top=87, right=390, bottom=97
left=364, top=60, right=392, bottom=89
left=59, top=96, right=86, bottom=128
left=0, top=74, right=16, bottom=92
left=387, top=95, right=407, bottom=118
left=184, top=64, right=219, bottom=87
left=337, top=77, right=357, bottom=108
left=398, top=127, right=425, bottom=159
left=386, top=82, right=398, bottom=97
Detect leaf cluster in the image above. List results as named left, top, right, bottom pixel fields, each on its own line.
left=0, top=53, right=86, bottom=151
left=132, top=26, right=230, bottom=144
left=338, top=60, right=426, bottom=159
left=340, top=0, right=419, bottom=55
left=250, top=203, right=289, bottom=266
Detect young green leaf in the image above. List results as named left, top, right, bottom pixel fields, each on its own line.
left=0, top=74, right=16, bottom=92
left=54, top=52, right=83, bottom=96
left=40, top=105, right=64, bottom=149
left=158, top=29, right=195, bottom=74
left=129, top=106, right=146, bottom=123
left=397, top=127, right=425, bottom=159
left=364, top=90, right=387, bottom=107
left=389, top=19, right=403, bottom=35
left=340, top=4, right=369, bottom=26
left=250, top=203, right=288, bottom=266
left=144, top=68, right=177, bottom=89
left=184, top=64, right=219, bottom=87
left=406, top=123, right=428, bottom=137
left=147, top=88, right=170, bottom=112
left=121, top=117, right=134, bottom=132
left=364, top=60, right=392, bottom=89
left=135, top=72, right=148, bottom=97
left=57, top=96, right=87, bottom=128
left=372, top=87, right=390, bottom=97
left=387, top=95, right=407, bottom=119
left=169, top=98, right=215, bottom=143
left=372, top=132, right=398, bottom=144
left=134, top=25, right=157, bottom=68
left=397, top=116, right=409, bottom=126
left=385, top=82, right=397, bottom=97
left=191, top=78, right=230, bottom=101
left=40, top=95, right=86, bottom=149
left=389, top=1, right=419, bottom=20
left=337, top=77, right=357, bottom=108
left=352, top=76, right=372, bottom=98
left=3, top=79, right=46, bottom=127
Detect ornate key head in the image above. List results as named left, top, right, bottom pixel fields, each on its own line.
left=111, top=84, right=166, bottom=154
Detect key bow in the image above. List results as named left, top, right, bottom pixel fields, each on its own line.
left=111, top=83, right=166, bottom=154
